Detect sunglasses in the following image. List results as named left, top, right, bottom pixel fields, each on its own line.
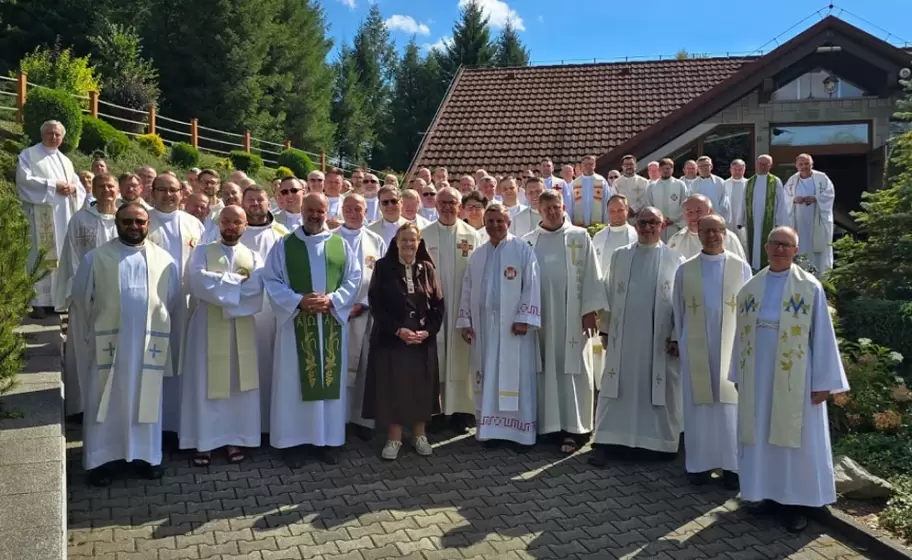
left=380, top=199, right=399, bottom=206
left=636, top=220, right=662, bottom=227
left=422, top=192, right=436, bottom=197
left=280, top=188, right=302, bottom=195
left=363, top=179, right=379, bottom=184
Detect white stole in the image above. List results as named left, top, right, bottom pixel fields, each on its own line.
left=736, top=265, right=817, bottom=448
left=24, top=144, right=79, bottom=268
left=602, top=244, right=679, bottom=406
left=681, top=254, right=741, bottom=405
left=92, top=241, right=173, bottom=423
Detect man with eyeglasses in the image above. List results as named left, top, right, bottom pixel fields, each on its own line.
left=360, top=173, right=382, bottom=223
left=147, top=174, right=205, bottom=440
left=644, top=158, right=688, bottom=242
left=70, top=202, right=181, bottom=486
left=264, top=193, right=361, bottom=467
left=350, top=168, right=365, bottom=193
left=421, top=187, right=479, bottom=434
left=672, top=213, right=751, bottom=492
left=324, top=168, right=345, bottom=229
left=419, top=183, right=439, bottom=221
left=196, top=169, right=221, bottom=210
left=118, top=172, right=151, bottom=209
left=273, top=177, right=306, bottom=231
left=668, top=194, right=745, bottom=261
left=731, top=226, right=848, bottom=533
left=461, top=191, right=489, bottom=243
left=307, top=170, right=325, bottom=194
left=590, top=207, right=685, bottom=466
left=368, top=186, right=410, bottom=248
left=399, top=188, right=431, bottom=229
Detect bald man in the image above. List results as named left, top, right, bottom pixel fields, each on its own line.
left=180, top=206, right=266, bottom=465
left=784, top=153, right=835, bottom=277
left=263, top=192, right=361, bottom=466
left=668, top=195, right=745, bottom=260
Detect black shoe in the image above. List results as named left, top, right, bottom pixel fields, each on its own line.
left=426, top=415, right=446, bottom=434
left=86, top=466, right=114, bottom=487
left=687, top=471, right=712, bottom=486
left=29, top=307, right=47, bottom=320
left=353, top=425, right=374, bottom=441
left=312, top=446, right=339, bottom=465
left=161, top=431, right=179, bottom=453
left=722, top=470, right=740, bottom=491
left=282, top=448, right=303, bottom=469
left=449, top=414, right=470, bottom=435
left=746, top=500, right=779, bottom=517
left=136, top=462, right=164, bottom=480
left=782, top=507, right=808, bottom=533
left=587, top=447, right=610, bottom=467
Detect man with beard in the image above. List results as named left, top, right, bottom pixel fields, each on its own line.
left=180, top=206, right=265, bottom=466
left=264, top=193, right=361, bottom=467
left=274, top=177, right=306, bottom=231
left=335, top=194, right=386, bottom=440
left=197, top=169, right=222, bottom=211
left=184, top=193, right=211, bottom=224
left=56, top=173, right=121, bottom=419
left=239, top=186, right=289, bottom=433
left=136, top=166, right=157, bottom=203
left=119, top=172, right=151, bottom=209
left=147, top=174, right=205, bottom=438
left=614, top=155, right=650, bottom=219
left=361, top=173, right=382, bottom=223
left=350, top=168, right=365, bottom=193
left=70, top=203, right=181, bottom=486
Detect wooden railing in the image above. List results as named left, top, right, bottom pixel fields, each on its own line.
left=0, top=72, right=377, bottom=174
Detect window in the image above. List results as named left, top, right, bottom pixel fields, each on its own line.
left=702, top=127, right=753, bottom=177
left=771, top=70, right=867, bottom=101
left=770, top=123, right=869, bottom=146
left=670, top=143, right=697, bottom=174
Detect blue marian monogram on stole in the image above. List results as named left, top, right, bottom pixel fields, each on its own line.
left=783, top=293, right=810, bottom=318
left=739, top=294, right=759, bottom=315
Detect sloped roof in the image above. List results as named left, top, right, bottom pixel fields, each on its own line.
left=409, top=56, right=755, bottom=178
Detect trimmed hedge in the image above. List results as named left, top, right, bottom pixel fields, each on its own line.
left=276, top=148, right=315, bottom=179
left=169, top=142, right=200, bottom=167
left=79, top=117, right=129, bottom=159
left=22, top=87, right=83, bottom=152
left=136, top=133, right=166, bottom=157
left=838, top=297, right=912, bottom=373
left=229, top=150, right=263, bottom=175
left=275, top=166, right=294, bottom=180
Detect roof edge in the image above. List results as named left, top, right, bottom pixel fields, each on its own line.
left=405, top=66, right=466, bottom=179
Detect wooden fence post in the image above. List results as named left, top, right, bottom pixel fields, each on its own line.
left=321, top=152, right=326, bottom=172
left=148, top=105, right=157, bottom=135
left=284, top=139, right=291, bottom=150
left=16, top=71, right=27, bottom=124
left=89, top=91, right=99, bottom=118
left=190, top=118, right=199, bottom=148
left=244, top=130, right=251, bottom=152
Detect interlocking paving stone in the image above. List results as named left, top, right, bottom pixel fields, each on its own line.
left=66, top=425, right=874, bottom=559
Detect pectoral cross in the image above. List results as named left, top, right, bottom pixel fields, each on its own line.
left=457, top=239, right=473, bottom=257
left=688, top=296, right=701, bottom=314
left=148, top=344, right=162, bottom=360
left=725, top=294, right=737, bottom=312
left=567, top=239, right=584, bottom=264
left=104, top=342, right=116, bottom=358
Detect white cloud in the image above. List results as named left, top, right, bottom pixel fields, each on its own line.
left=423, top=36, right=453, bottom=53
left=385, top=15, right=431, bottom=36
left=458, top=0, right=525, bottom=31
left=337, top=0, right=356, bottom=9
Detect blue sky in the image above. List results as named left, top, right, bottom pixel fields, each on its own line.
left=322, top=0, right=910, bottom=63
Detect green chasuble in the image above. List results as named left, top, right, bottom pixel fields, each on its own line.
left=745, top=174, right=777, bottom=270
left=284, top=233, right=346, bottom=401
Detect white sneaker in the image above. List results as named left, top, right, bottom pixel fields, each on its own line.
left=413, top=435, right=433, bottom=456
left=381, top=440, right=402, bottom=460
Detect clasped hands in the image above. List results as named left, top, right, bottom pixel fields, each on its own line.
left=298, top=292, right=332, bottom=314
left=460, top=322, right=529, bottom=344
left=56, top=181, right=78, bottom=196
left=793, top=195, right=817, bottom=205
left=398, top=328, right=429, bottom=345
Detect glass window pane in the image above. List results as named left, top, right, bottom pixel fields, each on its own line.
left=770, top=123, right=869, bottom=146
left=772, top=78, right=800, bottom=101
left=702, top=126, right=753, bottom=178
left=772, top=70, right=867, bottom=100
left=670, top=143, right=697, bottom=174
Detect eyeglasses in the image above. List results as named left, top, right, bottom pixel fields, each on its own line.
left=422, top=192, right=436, bottom=197
left=767, top=241, right=797, bottom=249
left=380, top=199, right=399, bottom=206
left=465, top=205, right=484, bottom=211
left=636, top=219, right=662, bottom=228
left=280, top=188, right=302, bottom=195
left=363, top=179, right=379, bottom=184
left=153, top=187, right=181, bottom=194
left=437, top=200, right=458, bottom=207
left=119, top=218, right=148, bottom=226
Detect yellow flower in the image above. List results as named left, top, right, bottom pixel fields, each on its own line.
left=790, top=325, right=803, bottom=337
left=873, top=410, right=902, bottom=431
left=832, top=393, right=851, bottom=408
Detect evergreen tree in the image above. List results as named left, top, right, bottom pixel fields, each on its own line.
left=494, top=21, right=529, bottom=67
left=331, top=46, right=372, bottom=163
left=352, top=4, right=397, bottom=167
left=440, top=0, right=495, bottom=85
left=383, top=40, right=426, bottom=171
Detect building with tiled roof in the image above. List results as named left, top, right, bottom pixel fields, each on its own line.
left=410, top=16, right=912, bottom=229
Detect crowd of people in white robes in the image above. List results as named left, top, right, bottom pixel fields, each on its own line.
left=17, top=119, right=848, bottom=534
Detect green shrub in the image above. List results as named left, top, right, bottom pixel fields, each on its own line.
left=15, top=44, right=100, bottom=98
left=136, top=133, right=165, bottom=157
left=0, top=178, right=47, bottom=404
left=229, top=150, right=263, bottom=175
left=0, top=151, right=16, bottom=182
left=277, top=148, right=315, bottom=179
left=881, top=475, right=912, bottom=542
left=275, top=166, right=295, bottom=179
left=837, top=298, right=912, bottom=374
left=169, top=142, right=200, bottom=168
left=22, top=87, right=83, bottom=152
left=79, top=117, right=129, bottom=159
left=2, top=138, right=26, bottom=154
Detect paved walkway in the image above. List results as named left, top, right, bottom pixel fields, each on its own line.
left=65, top=428, right=871, bottom=560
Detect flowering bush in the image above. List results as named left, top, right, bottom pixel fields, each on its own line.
left=829, top=338, right=909, bottom=437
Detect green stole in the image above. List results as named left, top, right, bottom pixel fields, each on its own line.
left=284, top=232, right=346, bottom=401
left=745, top=174, right=777, bottom=269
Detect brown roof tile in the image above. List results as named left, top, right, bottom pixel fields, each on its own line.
left=411, top=56, right=755, bottom=178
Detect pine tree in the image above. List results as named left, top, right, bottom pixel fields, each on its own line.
left=331, top=46, right=372, bottom=164
left=494, top=21, right=529, bottom=67
left=440, top=0, right=495, bottom=85
left=383, top=41, right=426, bottom=171
left=352, top=4, right=397, bottom=168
